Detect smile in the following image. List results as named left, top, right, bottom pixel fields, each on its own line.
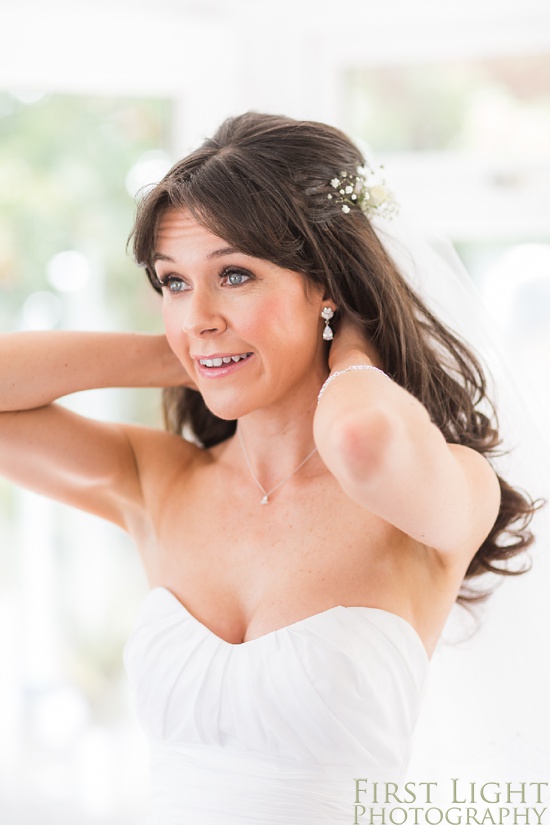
left=198, top=353, right=252, bottom=368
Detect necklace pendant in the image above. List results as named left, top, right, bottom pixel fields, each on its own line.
left=260, top=495, right=269, bottom=505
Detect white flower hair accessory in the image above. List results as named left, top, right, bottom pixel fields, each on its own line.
left=327, top=164, right=399, bottom=220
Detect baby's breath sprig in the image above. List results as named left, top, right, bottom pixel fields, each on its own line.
left=327, top=163, right=399, bottom=220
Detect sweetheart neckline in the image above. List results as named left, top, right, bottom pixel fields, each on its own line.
left=148, top=586, right=431, bottom=663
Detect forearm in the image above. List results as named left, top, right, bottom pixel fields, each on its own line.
left=0, top=331, right=189, bottom=411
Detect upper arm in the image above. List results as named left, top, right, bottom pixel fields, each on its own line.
left=0, top=403, right=150, bottom=529
left=336, top=403, right=502, bottom=562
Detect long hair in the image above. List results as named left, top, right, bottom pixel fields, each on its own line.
left=130, top=111, right=545, bottom=605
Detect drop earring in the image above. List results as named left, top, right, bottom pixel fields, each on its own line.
left=321, top=307, right=335, bottom=341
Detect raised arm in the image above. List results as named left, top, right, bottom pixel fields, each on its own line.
left=313, top=319, right=501, bottom=564
left=0, top=331, right=192, bottom=530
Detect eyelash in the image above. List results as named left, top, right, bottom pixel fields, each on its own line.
left=157, top=267, right=253, bottom=293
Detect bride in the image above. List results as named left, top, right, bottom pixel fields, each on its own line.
left=0, top=112, right=542, bottom=824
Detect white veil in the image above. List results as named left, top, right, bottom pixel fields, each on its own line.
left=370, top=207, right=550, bottom=780
left=372, top=209, right=550, bottom=502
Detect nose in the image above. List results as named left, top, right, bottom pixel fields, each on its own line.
left=180, top=288, right=227, bottom=338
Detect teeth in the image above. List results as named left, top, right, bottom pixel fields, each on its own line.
left=199, top=353, right=250, bottom=367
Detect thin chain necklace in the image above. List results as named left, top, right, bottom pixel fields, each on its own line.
left=236, top=427, right=318, bottom=505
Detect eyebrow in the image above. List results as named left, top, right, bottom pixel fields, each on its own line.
left=152, top=246, right=240, bottom=264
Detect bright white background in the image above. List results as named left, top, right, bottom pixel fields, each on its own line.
left=1, top=1, right=550, bottom=822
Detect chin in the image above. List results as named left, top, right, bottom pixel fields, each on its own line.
left=200, top=393, right=254, bottom=422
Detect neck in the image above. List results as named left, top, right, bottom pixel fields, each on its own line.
left=229, top=381, right=324, bottom=494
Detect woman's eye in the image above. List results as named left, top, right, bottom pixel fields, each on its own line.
left=223, top=269, right=251, bottom=286
left=160, top=277, right=188, bottom=293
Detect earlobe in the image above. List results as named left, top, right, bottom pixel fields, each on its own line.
left=320, top=289, right=336, bottom=309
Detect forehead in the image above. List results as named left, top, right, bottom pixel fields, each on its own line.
left=154, top=208, right=227, bottom=256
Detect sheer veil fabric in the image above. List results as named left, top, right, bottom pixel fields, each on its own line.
left=372, top=206, right=550, bottom=505
left=370, top=208, right=550, bottom=778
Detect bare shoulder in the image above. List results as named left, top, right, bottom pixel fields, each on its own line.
left=122, top=422, right=203, bottom=493
left=113, top=422, right=204, bottom=548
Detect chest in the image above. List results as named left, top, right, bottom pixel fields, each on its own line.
left=140, top=460, right=411, bottom=603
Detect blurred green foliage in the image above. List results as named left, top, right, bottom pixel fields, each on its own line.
left=0, top=91, right=172, bottom=332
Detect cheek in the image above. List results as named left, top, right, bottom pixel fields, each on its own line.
left=244, top=293, right=319, bottom=344
left=162, top=302, right=181, bottom=350
left=240, top=307, right=290, bottom=356
left=244, top=298, right=285, bottom=340
left=269, top=298, right=321, bottom=351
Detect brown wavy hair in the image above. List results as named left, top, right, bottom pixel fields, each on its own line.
left=130, top=111, right=545, bottom=605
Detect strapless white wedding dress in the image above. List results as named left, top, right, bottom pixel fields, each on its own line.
left=123, top=586, right=430, bottom=824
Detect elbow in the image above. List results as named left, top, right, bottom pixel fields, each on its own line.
left=331, top=407, right=396, bottom=489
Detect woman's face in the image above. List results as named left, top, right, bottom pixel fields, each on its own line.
left=153, top=208, right=332, bottom=420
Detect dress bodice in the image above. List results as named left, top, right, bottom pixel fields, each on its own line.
left=124, top=586, right=430, bottom=824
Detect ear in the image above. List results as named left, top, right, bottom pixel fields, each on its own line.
left=319, top=288, right=336, bottom=312
left=308, top=281, right=336, bottom=314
